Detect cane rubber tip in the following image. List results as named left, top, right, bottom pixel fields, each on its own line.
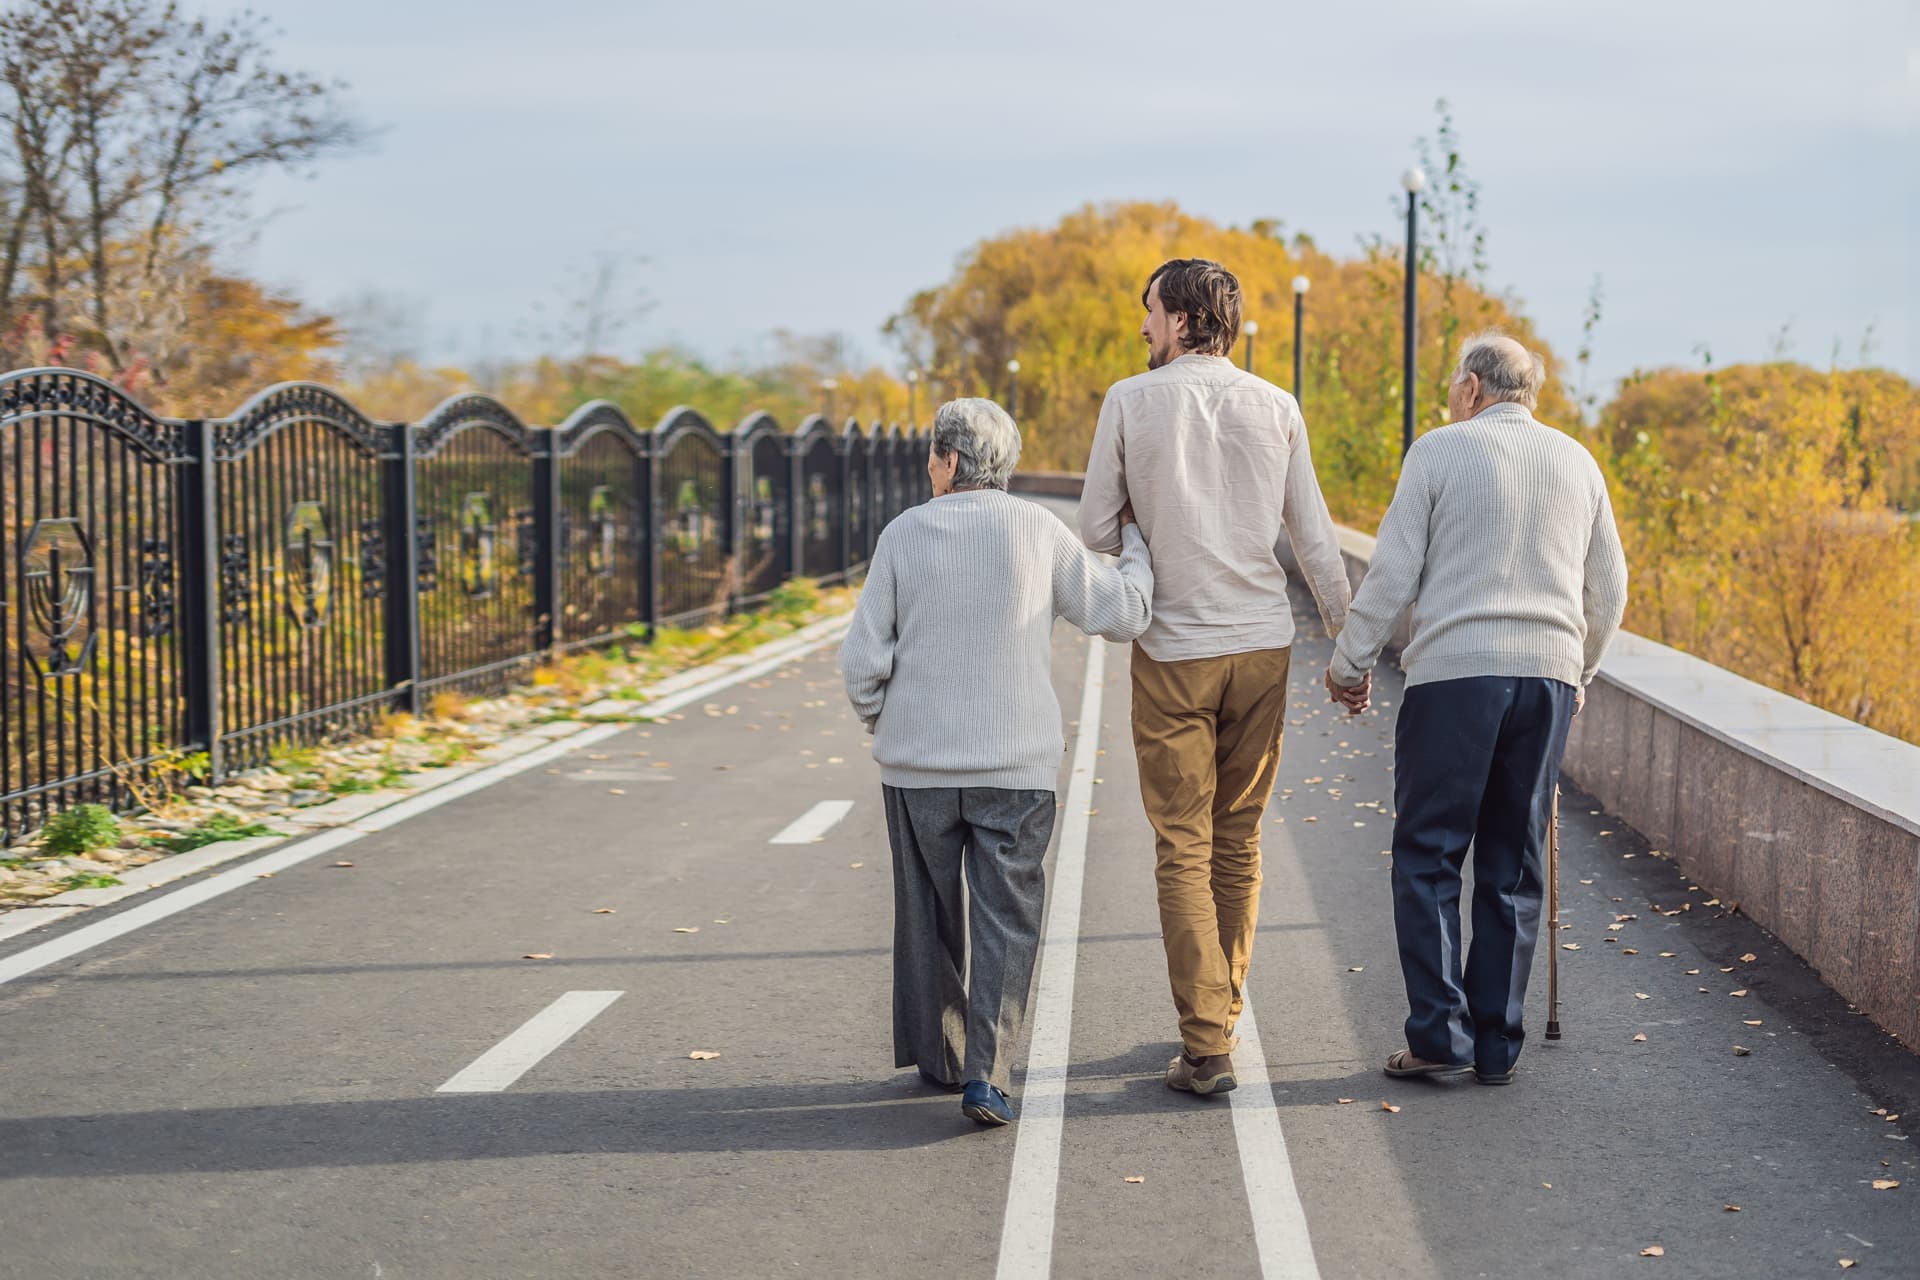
left=1545, top=1023, right=1562, bottom=1040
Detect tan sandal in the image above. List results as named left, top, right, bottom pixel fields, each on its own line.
left=1384, top=1049, right=1472, bottom=1079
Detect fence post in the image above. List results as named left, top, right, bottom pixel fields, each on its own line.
left=178, top=419, right=224, bottom=783
left=641, top=433, right=660, bottom=640
left=723, top=432, right=742, bottom=618
left=382, top=423, right=422, bottom=715
left=532, top=431, right=561, bottom=652
left=837, top=426, right=852, bottom=580
left=788, top=433, right=806, bottom=581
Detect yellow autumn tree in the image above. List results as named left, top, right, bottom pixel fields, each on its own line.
left=885, top=200, right=1575, bottom=523
left=1597, top=361, right=1920, bottom=742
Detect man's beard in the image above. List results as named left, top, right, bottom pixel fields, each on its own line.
left=1146, top=339, right=1171, bottom=370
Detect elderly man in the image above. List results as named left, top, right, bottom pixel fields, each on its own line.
left=1327, top=331, right=1627, bottom=1086
left=841, top=398, right=1154, bottom=1127
left=1080, top=258, right=1353, bottom=1096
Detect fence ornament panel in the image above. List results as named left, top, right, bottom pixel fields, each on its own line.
left=0, top=368, right=921, bottom=841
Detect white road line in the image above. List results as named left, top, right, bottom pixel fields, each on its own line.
left=0, top=622, right=855, bottom=988
left=769, top=800, right=855, bottom=845
left=437, top=991, right=625, bottom=1093
left=1228, top=987, right=1323, bottom=1278
left=995, top=636, right=1105, bottom=1280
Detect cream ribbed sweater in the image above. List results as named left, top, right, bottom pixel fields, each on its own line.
left=1329, top=403, right=1628, bottom=690
left=840, top=490, right=1154, bottom=791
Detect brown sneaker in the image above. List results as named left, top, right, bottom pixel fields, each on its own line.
left=1166, top=1051, right=1237, bottom=1095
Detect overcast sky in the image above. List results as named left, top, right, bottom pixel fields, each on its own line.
left=234, top=0, right=1917, bottom=398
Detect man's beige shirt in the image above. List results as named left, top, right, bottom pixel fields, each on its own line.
left=1078, top=353, right=1351, bottom=662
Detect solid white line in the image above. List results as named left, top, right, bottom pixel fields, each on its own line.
left=1227, top=987, right=1323, bottom=1279
left=769, top=800, right=855, bottom=845
left=437, top=990, right=625, bottom=1093
left=995, top=636, right=1105, bottom=1280
left=0, top=621, right=856, bottom=987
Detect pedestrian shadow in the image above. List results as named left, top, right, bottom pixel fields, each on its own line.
left=0, top=1076, right=1020, bottom=1179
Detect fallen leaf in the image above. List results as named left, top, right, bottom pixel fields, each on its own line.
left=688, top=1050, right=720, bottom=1060
left=1841, top=1261, right=1857, bottom=1269
left=1733, top=1045, right=1751, bottom=1056
left=1660, top=952, right=1678, bottom=958
left=1622, top=949, right=1640, bottom=955
left=332, top=861, right=354, bottom=868
left=1872, top=1179, right=1900, bottom=1190
left=1740, top=953, right=1758, bottom=963
left=1641, top=1245, right=1665, bottom=1257
left=1632, top=1033, right=1648, bottom=1043
left=1580, top=878, right=1595, bottom=885
left=1743, top=1019, right=1763, bottom=1027
left=255, top=872, right=273, bottom=879
left=1635, top=992, right=1651, bottom=1000
left=849, top=862, right=864, bottom=869
left=1543, top=1182, right=1553, bottom=1189
left=673, top=926, right=700, bottom=934
left=1337, top=1098, right=1354, bottom=1104
left=592, top=908, right=616, bottom=914
left=1731, top=990, right=1749, bottom=998
left=608, top=788, right=626, bottom=795
left=523, top=953, right=553, bottom=960
left=1348, top=966, right=1365, bottom=973
left=1686, top=969, right=1701, bottom=975
left=1724, top=1204, right=1741, bottom=1212
left=1563, top=943, right=1583, bottom=951
left=1381, top=1102, right=1401, bottom=1113
left=1123, top=1175, right=1146, bottom=1184
left=713, top=918, right=731, bottom=924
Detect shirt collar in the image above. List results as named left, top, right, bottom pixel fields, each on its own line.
left=1469, top=402, right=1537, bottom=427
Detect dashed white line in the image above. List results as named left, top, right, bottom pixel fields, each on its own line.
left=438, top=991, right=625, bottom=1093
left=994, top=637, right=1105, bottom=1280
left=770, top=800, right=856, bottom=845
left=1227, top=986, right=1323, bottom=1278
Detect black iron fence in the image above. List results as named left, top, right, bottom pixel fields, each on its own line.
left=0, top=369, right=932, bottom=841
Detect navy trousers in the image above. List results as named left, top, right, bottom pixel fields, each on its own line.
left=1391, top=676, right=1575, bottom=1074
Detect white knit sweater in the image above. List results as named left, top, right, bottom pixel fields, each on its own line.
left=840, top=490, right=1153, bottom=791
left=1329, top=403, right=1629, bottom=690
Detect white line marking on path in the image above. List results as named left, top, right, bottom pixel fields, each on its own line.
left=437, top=991, right=625, bottom=1093
left=995, top=636, right=1105, bottom=1280
left=1229, top=988, right=1323, bottom=1277
left=770, top=800, right=855, bottom=845
left=0, top=623, right=854, bottom=989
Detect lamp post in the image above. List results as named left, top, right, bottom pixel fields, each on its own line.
left=1006, top=358, right=1021, bottom=419
left=1297, top=274, right=1313, bottom=404
left=820, top=377, right=839, bottom=423
left=1401, top=166, right=1425, bottom=456
left=1242, top=320, right=1258, bottom=374
left=905, top=369, right=919, bottom=427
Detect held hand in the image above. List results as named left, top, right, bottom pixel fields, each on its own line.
left=1119, top=499, right=1137, bottom=528
left=1574, top=686, right=1586, bottom=717
left=1324, top=667, right=1371, bottom=716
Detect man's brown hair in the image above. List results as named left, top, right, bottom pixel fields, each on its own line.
left=1144, top=258, right=1242, bottom=357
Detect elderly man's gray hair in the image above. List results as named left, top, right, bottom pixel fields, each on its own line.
left=931, top=397, right=1023, bottom=491
left=1455, top=330, right=1546, bottom=409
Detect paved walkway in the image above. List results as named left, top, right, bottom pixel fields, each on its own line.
left=1, top=501, right=1915, bottom=1279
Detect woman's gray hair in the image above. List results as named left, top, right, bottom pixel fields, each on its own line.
left=1454, top=330, right=1546, bottom=409
left=931, top=397, right=1023, bottom=491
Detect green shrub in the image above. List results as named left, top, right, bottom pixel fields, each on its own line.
left=152, top=813, right=279, bottom=854
left=60, top=873, right=121, bottom=890
left=40, top=804, right=121, bottom=857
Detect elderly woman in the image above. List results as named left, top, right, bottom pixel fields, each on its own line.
left=841, top=398, right=1153, bottom=1128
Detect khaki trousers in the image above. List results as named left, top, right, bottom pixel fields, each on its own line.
left=1130, top=644, right=1291, bottom=1056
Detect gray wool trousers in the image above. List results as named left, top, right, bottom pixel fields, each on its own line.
left=882, top=785, right=1056, bottom=1092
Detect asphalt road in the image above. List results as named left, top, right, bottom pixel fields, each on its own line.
left=1, top=499, right=1915, bottom=1279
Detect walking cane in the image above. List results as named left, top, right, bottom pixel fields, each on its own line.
left=1545, top=784, right=1563, bottom=1041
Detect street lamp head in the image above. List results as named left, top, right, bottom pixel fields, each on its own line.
left=1292, top=275, right=1311, bottom=295
left=905, top=370, right=919, bottom=384
left=1243, top=321, right=1259, bottom=336
left=821, top=378, right=838, bottom=391
left=1006, top=358, right=1021, bottom=374
left=1401, top=167, right=1427, bottom=195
